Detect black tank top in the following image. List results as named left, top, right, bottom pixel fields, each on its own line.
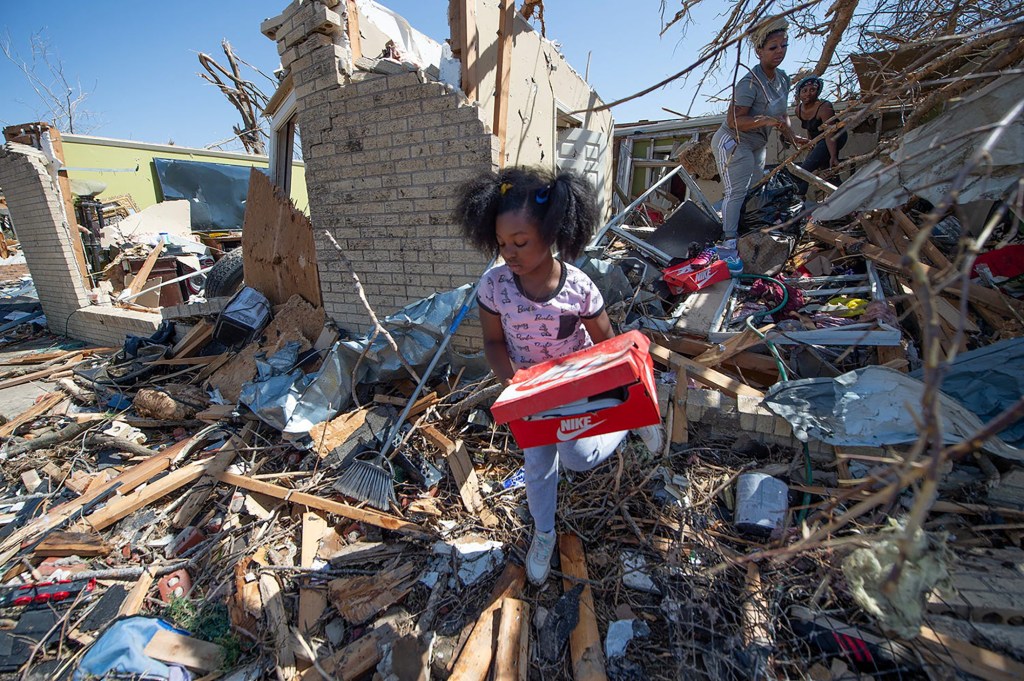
left=798, top=101, right=828, bottom=139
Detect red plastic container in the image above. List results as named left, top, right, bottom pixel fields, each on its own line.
left=663, top=258, right=730, bottom=294
left=490, top=330, right=660, bottom=448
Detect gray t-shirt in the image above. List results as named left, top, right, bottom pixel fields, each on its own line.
left=719, top=64, right=790, bottom=149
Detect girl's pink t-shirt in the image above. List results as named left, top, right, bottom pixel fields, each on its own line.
left=477, top=261, right=605, bottom=369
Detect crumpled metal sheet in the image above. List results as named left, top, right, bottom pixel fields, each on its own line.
left=338, top=284, right=475, bottom=384
left=813, top=73, right=1024, bottom=221
left=240, top=341, right=353, bottom=434
left=240, top=285, right=475, bottom=433
left=911, top=337, right=1024, bottom=448
left=763, top=365, right=1023, bottom=461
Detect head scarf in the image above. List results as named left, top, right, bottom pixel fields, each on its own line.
left=795, top=75, right=824, bottom=97
left=749, top=16, right=789, bottom=49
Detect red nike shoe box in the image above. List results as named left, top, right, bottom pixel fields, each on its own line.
left=663, top=258, right=730, bottom=294
left=490, top=330, right=660, bottom=448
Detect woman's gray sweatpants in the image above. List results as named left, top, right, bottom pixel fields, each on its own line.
left=712, top=127, right=767, bottom=239
left=523, top=429, right=630, bottom=532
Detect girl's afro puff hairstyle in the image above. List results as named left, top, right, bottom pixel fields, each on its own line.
left=452, top=166, right=599, bottom=263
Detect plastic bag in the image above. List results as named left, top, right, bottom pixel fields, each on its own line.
left=740, top=169, right=802, bottom=233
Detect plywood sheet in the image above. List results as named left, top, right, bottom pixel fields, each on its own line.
left=241, top=168, right=322, bottom=308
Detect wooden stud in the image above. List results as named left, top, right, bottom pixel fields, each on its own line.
left=171, top=319, right=214, bottom=359
left=128, top=242, right=165, bottom=296
left=671, top=366, right=688, bottom=445
left=890, top=208, right=953, bottom=270
left=650, top=344, right=765, bottom=399
left=692, top=323, right=772, bottom=368
left=46, top=127, right=92, bottom=289
left=918, top=625, right=1024, bottom=681
left=458, top=0, right=479, bottom=100
left=494, top=0, right=515, bottom=166
left=298, top=511, right=329, bottom=635
left=558, top=534, right=607, bottom=681
left=217, top=471, right=432, bottom=539
left=494, top=597, right=529, bottom=681
left=345, top=0, right=362, bottom=60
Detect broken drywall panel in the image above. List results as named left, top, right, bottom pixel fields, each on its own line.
left=465, top=3, right=615, bottom=216
left=99, top=200, right=192, bottom=248
left=355, top=0, right=442, bottom=71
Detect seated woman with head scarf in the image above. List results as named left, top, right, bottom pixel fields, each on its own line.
left=793, top=75, right=848, bottom=196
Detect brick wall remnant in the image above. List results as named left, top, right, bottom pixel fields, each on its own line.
left=0, top=142, right=161, bottom=346
left=269, top=0, right=494, bottom=349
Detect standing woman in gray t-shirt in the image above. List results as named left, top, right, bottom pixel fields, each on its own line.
left=711, top=17, right=799, bottom=269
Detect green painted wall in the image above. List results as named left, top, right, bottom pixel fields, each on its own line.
left=61, top=134, right=308, bottom=216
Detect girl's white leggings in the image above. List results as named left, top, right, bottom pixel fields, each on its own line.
left=523, top=429, right=629, bottom=533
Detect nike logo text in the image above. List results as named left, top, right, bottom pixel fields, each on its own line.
left=556, top=415, right=605, bottom=441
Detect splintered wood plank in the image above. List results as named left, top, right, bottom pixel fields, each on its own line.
left=494, top=597, right=529, bottom=681
left=298, top=619, right=408, bottom=681
left=118, top=568, right=155, bottom=617
left=144, top=629, right=225, bottom=673
left=129, top=242, right=165, bottom=296
left=298, top=511, right=329, bottom=635
left=241, top=167, right=322, bottom=307
left=327, top=562, right=419, bottom=624
left=217, top=472, right=432, bottom=539
left=172, top=430, right=249, bottom=529
left=260, top=573, right=297, bottom=680
left=649, top=344, right=765, bottom=399
left=85, top=461, right=209, bottom=531
left=171, top=319, right=213, bottom=359
left=449, top=441, right=499, bottom=528
left=34, top=531, right=110, bottom=557
left=449, top=563, right=526, bottom=681
left=559, top=534, right=607, bottom=681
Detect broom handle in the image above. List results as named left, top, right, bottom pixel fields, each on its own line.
left=381, top=258, right=495, bottom=457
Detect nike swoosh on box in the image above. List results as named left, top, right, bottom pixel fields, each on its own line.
left=556, top=420, right=605, bottom=441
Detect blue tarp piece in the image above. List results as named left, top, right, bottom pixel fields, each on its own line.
left=911, top=337, right=1024, bottom=448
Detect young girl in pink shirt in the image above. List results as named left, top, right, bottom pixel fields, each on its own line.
left=454, top=167, right=663, bottom=585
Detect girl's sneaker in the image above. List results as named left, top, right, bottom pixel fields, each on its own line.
left=636, top=423, right=665, bottom=454
left=527, top=529, right=557, bottom=584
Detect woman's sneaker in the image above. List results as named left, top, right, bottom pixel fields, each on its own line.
left=716, top=238, right=743, bottom=277
left=526, top=529, right=557, bottom=585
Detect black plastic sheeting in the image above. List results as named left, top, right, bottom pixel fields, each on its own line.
left=153, top=158, right=266, bottom=231
left=911, top=337, right=1024, bottom=448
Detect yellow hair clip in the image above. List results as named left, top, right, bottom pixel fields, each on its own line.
left=500, top=182, right=513, bottom=196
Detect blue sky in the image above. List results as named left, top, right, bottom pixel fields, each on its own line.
left=1, top=1, right=818, bottom=152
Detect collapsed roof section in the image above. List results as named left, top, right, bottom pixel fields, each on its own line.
left=260, top=0, right=614, bottom=342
